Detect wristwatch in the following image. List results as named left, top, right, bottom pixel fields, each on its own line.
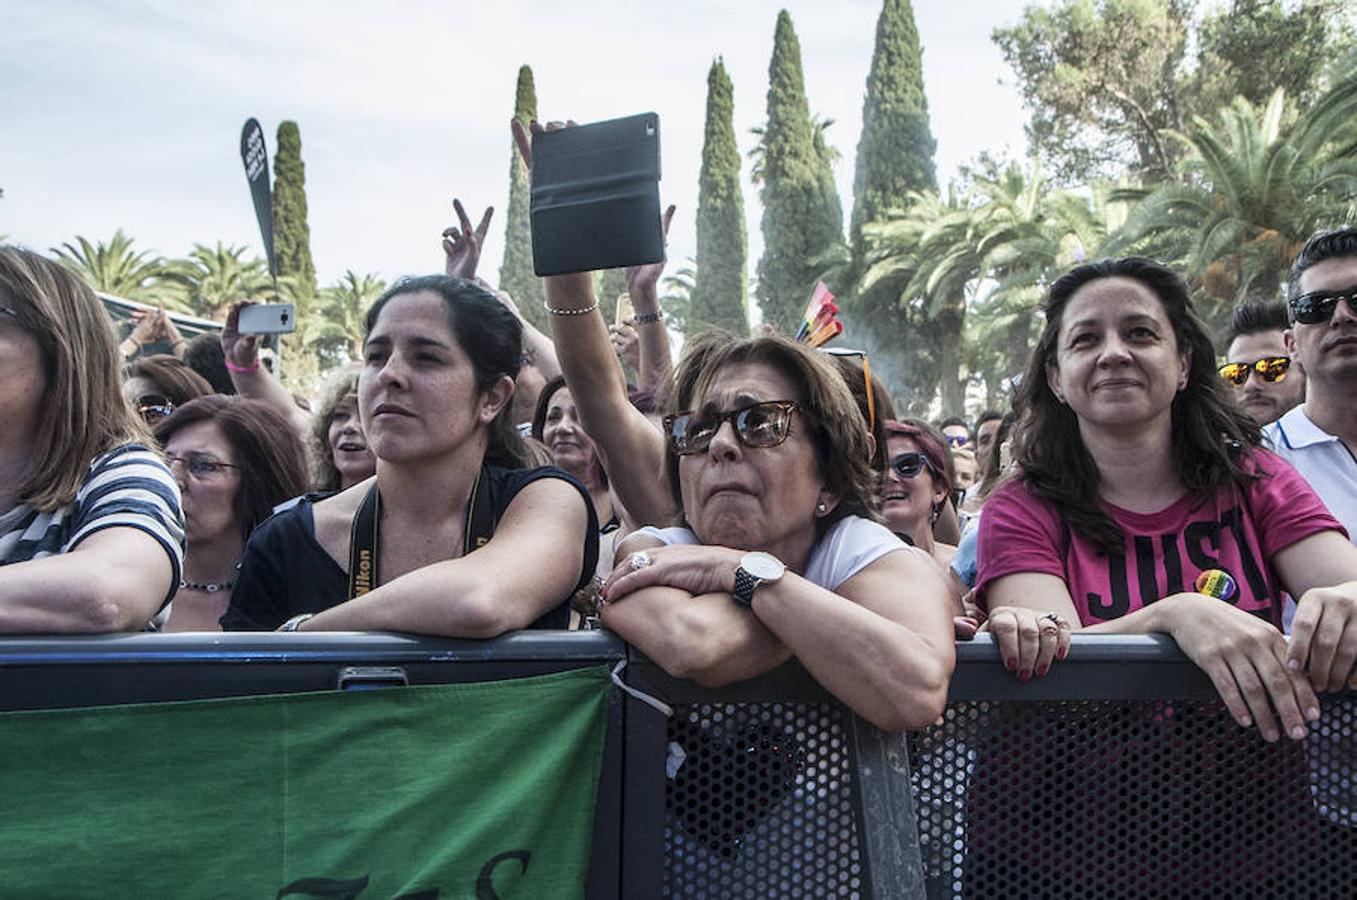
left=732, top=551, right=786, bottom=609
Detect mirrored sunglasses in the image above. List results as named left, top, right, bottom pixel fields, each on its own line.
left=1290, top=284, right=1357, bottom=325
left=890, top=451, right=936, bottom=479
left=136, top=394, right=176, bottom=423
left=664, top=400, right=801, bottom=456
left=944, top=434, right=970, bottom=448
left=1218, top=356, right=1290, bottom=386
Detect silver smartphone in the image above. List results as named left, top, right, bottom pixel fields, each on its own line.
left=237, top=303, right=296, bottom=334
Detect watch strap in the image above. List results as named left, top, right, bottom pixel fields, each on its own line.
left=732, top=566, right=761, bottom=609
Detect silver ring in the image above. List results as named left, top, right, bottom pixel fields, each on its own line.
left=629, top=551, right=653, bottom=572
left=1041, top=612, right=1062, bottom=624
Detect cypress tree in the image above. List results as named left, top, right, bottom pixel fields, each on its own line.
left=850, top=0, right=937, bottom=259
left=691, top=58, right=749, bottom=338
left=595, top=268, right=626, bottom=325
left=271, top=121, right=317, bottom=307
left=755, top=10, right=844, bottom=334
left=500, top=65, right=546, bottom=331
left=272, top=120, right=319, bottom=386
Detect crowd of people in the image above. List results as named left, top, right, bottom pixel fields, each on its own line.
left=2, top=123, right=1356, bottom=742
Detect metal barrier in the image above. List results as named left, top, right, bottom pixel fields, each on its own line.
left=1, top=633, right=1353, bottom=899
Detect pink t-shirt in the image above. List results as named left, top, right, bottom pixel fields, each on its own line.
left=976, top=449, right=1344, bottom=626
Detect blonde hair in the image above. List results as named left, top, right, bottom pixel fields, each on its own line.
left=309, top=364, right=361, bottom=491
left=0, top=247, right=152, bottom=511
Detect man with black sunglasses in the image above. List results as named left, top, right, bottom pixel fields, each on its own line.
left=1265, top=226, right=1357, bottom=543
left=1219, top=299, right=1304, bottom=425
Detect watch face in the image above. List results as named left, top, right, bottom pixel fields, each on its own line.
left=742, top=551, right=785, bottom=581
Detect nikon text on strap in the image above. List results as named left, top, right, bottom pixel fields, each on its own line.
left=347, top=466, right=496, bottom=600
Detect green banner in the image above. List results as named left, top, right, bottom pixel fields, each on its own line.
left=0, top=666, right=611, bottom=899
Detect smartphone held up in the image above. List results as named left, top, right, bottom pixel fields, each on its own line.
left=237, top=303, right=296, bottom=335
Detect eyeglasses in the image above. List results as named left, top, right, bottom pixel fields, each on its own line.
left=664, top=400, right=804, bottom=456
left=136, top=394, right=176, bottom=424
left=820, top=348, right=874, bottom=434
left=944, top=434, right=970, bottom=448
left=0, top=304, right=17, bottom=320
left=165, top=453, right=239, bottom=479
left=1218, top=356, right=1291, bottom=386
left=1290, top=283, right=1357, bottom=325
left=890, top=451, right=938, bottom=480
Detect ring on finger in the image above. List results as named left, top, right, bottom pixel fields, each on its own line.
left=1041, top=611, right=1063, bottom=625
left=629, top=551, right=653, bottom=572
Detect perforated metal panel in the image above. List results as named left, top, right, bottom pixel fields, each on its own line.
left=908, top=695, right=1357, bottom=899
left=664, top=701, right=869, bottom=898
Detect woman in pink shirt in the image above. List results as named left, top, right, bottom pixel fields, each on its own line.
left=977, top=257, right=1357, bottom=743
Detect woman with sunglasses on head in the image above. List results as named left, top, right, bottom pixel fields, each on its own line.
left=152, top=396, right=309, bottom=631
left=977, top=256, right=1357, bottom=731
left=0, top=247, right=184, bottom=632
left=222, top=275, right=598, bottom=636
left=123, top=354, right=215, bottom=428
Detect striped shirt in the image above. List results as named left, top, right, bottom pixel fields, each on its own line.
left=0, top=444, right=185, bottom=605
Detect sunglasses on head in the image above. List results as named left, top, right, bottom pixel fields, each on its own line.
left=664, top=400, right=803, bottom=456
left=1218, top=356, right=1291, bottom=386
left=1290, top=283, right=1357, bottom=325
left=890, top=451, right=937, bottom=479
left=820, top=347, right=874, bottom=434
left=136, top=394, right=176, bottom=423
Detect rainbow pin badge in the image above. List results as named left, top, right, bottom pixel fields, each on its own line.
left=1194, top=569, right=1238, bottom=602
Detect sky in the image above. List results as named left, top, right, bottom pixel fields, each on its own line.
left=1, top=0, right=1033, bottom=301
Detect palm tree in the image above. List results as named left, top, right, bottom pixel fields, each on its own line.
left=170, top=242, right=272, bottom=321
left=659, top=260, right=697, bottom=339
left=310, top=271, right=385, bottom=365
left=1110, top=73, right=1357, bottom=330
left=51, top=231, right=184, bottom=309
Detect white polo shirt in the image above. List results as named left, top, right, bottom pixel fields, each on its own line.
left=1263, top=406, right=1357, bottom=539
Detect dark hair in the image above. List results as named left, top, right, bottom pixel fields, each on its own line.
left=531, top=375, right=608, bottom=488
left=365, top=275, right=529, bottom=468
left=154, top=395, right=310, bottom=542
left=938, top=416, right=971, bottom=436
left=126, top=354, right=214, bottom=407
left=1013, top=257, right=1262, bottom=552
left=1287, top=226, right=1357, bottom=308
left=975, top=409, right=1004, bottom=430
left=1222, top=299, right=1290, bottom=350
left=883, top=418, right=953, bottom=520
left=976, top=411, right=1018, bottom=499
left=666, top=331, right=881, bottom=533
left=183, top=332, right=234, bottom=394
left=825, top=352, right=897, bottom=477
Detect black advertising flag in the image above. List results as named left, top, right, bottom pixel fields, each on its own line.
left=240, top=118, right=277, bottom=277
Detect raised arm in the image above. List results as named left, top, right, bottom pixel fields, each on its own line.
left=603, top=535, right=955, bottom=731
left=220, top=300, right=312, bottom=439
left=296, top=477, right=590, bottom=637
left=626, top=205, right=676, bottom=393
left=512, top=118, right=675, bottom=524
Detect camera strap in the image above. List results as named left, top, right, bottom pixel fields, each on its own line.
left=347, top=466, right=495, bottom=600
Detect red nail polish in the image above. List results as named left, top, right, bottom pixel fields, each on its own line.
left=1005, top=657, right=1016, bottom=672
left=1019, top=670, right=1031, bottom=682
left=1057, top=646, right=1068, bottom=660
left=1036, top=663, right=1049, bottom=677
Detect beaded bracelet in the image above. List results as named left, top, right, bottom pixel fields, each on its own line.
left=543, top=300, right=600, bottom=316
left=633, top=311, right=665, bottom=325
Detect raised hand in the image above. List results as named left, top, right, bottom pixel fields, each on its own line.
left=625, top=204, right=676, bottom=295
left=220, top=300, right=262, bottom=370
left=609, top=321, right=640, bottom=373
left=442, top=199, right=494, bottom=281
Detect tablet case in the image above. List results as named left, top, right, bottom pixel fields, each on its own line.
left=530, top=112, right=664, bottom=276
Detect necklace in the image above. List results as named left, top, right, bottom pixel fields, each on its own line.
left=179, top=560, right=242, bottom=594
left=179, top=577, right=235, bottom=593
